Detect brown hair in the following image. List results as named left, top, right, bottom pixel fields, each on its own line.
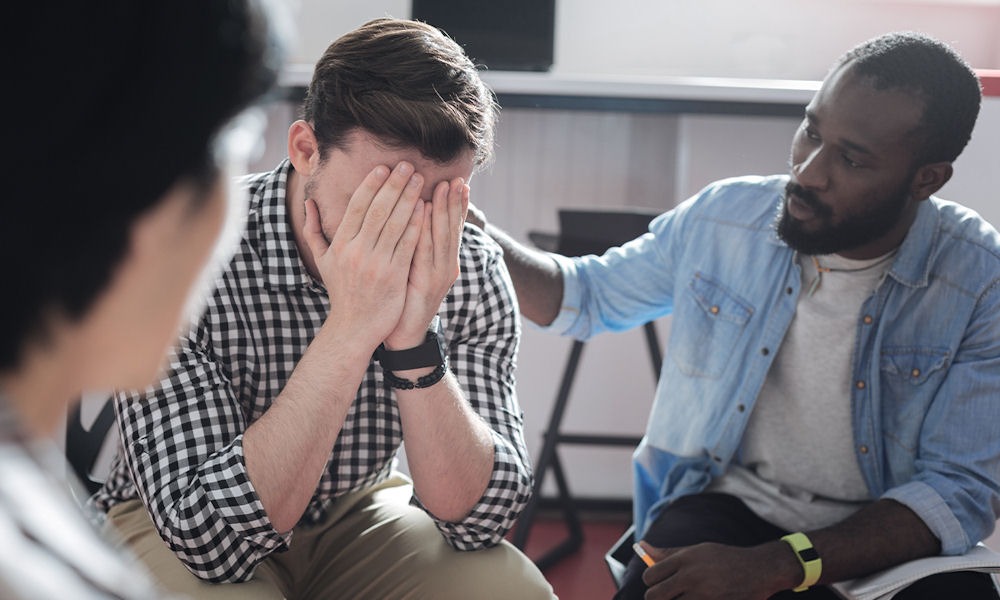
left=302, top=18, right=499, bottom=169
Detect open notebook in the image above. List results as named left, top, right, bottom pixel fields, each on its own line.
left=831, top=544, right=1000, bottom=600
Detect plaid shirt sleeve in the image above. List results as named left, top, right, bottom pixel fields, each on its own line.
left=416, top=226, right=534, bottom=550
left=114, top=321, right=289, bottom=583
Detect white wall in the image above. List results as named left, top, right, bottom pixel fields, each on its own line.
left=287, top=0, right=1000, bottom=75
left=552, top=0, right=999, bottom=79
left=285, top=0, right=408, bottom=62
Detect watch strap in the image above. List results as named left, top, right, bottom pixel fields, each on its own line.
left=376, top=317, right=446, bottom=372
left=781, top=532, right=822, bottom=592
left=376, top=332, right=442, bottom=371
left=376, top=317, right=448, bottom=389
left=382, top=360, right=448, bottom=390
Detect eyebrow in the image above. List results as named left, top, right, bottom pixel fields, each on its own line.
left=805, top=108, right=875, bottom=157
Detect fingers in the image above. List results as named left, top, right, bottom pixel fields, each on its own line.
left=428, top=177, right=469, bottom=269
left=339, top=162, right=421, bottom=250
left=450, top=178, right=469, bottom=254
left=394, top=200, right=426, bottom=268
left=414, top=194, right=434, bottom=267
left=430, top=180, right=450, bottom=267
left=334, top=165, right=468, bottom=274
left=337, top=164, right=391, bottom=241
left=372, top=169, right=423, bottom=255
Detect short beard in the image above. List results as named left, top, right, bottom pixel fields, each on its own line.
left=776, top=179, right=911, bottom=255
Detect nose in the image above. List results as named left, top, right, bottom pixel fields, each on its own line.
left=792, top=146, right=829, bottom=192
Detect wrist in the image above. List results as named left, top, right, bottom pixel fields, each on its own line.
left=766, top=540, right=807, bottom=592
left=315, top=320, right=378, bottom=366
left=377, top=316, right=449, bottom=390
left=384, top=316, right=440, bottom=350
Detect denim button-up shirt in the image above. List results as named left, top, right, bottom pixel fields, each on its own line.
left=545, top=175, right=1000, bottom=555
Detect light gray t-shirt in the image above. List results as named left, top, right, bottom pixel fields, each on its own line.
left=708, top=249, right=895, bottom=532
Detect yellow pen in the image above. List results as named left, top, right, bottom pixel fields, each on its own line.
left=633, top=542, right=656, bottom=567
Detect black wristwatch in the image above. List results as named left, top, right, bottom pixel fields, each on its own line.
left=376, top=316, right=448, bottom=389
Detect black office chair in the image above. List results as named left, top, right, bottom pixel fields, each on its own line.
left=511, top=207, right=664, bottom=571
left=66, top=395, right=116, bottom=497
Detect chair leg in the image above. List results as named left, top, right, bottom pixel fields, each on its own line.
left=514, top=324, right=661, bottom=570
left=643, top=321, right=663, bottom=378
left=512, top=339, right=586, bottom=551
left=65, top=397, right=115, bottom=496
left=531, top=450, right=584, bottom=571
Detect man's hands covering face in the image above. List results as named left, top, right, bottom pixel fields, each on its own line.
left=302, top=161, right=468, bottom=353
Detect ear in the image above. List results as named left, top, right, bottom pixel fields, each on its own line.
left=909, top=162, right=953, bottom=201
left=287, top=120, right=320, bottom=176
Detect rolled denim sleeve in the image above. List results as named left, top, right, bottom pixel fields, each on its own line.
left=882, top=481, right=972, bottom=555
left=540, top=252, right=586, bottom=335
left=538, top=197, right=703, bottom=341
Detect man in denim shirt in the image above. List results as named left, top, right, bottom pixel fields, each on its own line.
left=470, top=32, right=1000, bottom=599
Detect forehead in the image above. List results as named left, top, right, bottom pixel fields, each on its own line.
left=325, top=129, right=475, bottom=199
left=809, top=64, right=926, bottom=159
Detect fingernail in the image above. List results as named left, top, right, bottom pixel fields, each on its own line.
left=408, top=173, right=423, bottom=188
left=397, top=162, right=414, bottom=176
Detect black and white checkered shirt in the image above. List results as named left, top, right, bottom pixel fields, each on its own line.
left=92, top=160, right=532, bottom=583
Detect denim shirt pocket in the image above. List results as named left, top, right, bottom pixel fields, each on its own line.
left=878, top=347, right=950, bottom=452
left=671, top=272, right=754, bottom=379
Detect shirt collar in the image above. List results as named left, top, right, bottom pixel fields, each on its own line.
left=249, top=159, right=316, bottom=290
left=886, top=198, right=939, bottom=289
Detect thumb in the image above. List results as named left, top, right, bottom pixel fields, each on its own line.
left=639, top=539, right=673, bottom=562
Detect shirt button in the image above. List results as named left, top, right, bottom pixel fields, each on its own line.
left=737, top=404, right=746, bottom=412
left=761, top=348, right=770, bottom=356
left=712, top=455, right=722, bottom=463
left=859, top=445, right=869, bottom=454
left=856, top=380, right=866, bottom=389
left=863, top=315, right=873, bottom=324
left=710, top=305, right=720, bottom=315
left=911, top=368, right=920, bottom=378
left=786, top=287, right=793, bottom=295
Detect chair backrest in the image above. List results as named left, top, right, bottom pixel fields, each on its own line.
left=556, top=208, right=661, bottom=257
left=65, top=396, right=116, bottom=496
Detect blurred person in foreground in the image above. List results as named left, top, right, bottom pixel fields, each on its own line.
left=468, top=32, right=1000, bottom=600
left=91, top=17, right=554, bottom=600
left=0, top=0, right=281, bottom=599
left=0, top=2, right=281, bottom=598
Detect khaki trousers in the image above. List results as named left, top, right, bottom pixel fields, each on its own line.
left=106, top=475, right=555, bottom=599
